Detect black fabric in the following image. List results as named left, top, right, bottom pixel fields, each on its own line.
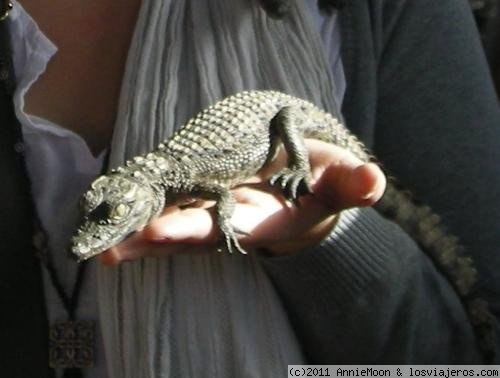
left=262, top=0, right=500, bottom=364
left=0, top=20, right=52, bottom=378
left=477, top=2, right=500, bottom=94
left=63, top=368, right=83, bottom=378
left=370, top=0, right=500, bottom=315
left=342, top=0, right=500, bottom=311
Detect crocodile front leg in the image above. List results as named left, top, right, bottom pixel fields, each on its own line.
left=190, top=183, right=247, bottom=254
left=269, top=106, right=313, bottom=202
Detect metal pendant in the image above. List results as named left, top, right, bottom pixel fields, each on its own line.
left=49, top=320, right=95, bottom=369
left=0, top=1, right=13, bottom=21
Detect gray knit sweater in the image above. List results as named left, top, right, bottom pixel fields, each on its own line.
left=261, top=0, right=500, bottom=364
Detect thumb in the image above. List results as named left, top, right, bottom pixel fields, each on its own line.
left=312, top=162, right=386, bottom=213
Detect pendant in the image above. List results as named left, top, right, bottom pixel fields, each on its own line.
left=0, top=1, right=13, bottom=21
left=49, top=320, right=95, bottom=369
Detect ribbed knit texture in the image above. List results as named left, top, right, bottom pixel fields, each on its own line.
left=261, top=207, right=484, bottom=363
left=261, top=209, right=395, bottom=304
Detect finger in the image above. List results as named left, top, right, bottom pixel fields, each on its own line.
left=352, top=162, right=386, bottom=203
left=99, top=238, right=207, bottom=266
left=143, top=207, right=219, bottom=243
left=314, top=161, right=386, bottom=212
left=232, top=184, right=287, bottom=207
left=147, top=187, right=300, bottom=244
left=307, top=139, right=365, bottom=168
left=100, top=188, right=287, bottom=265
left=250, top=139, right=366, bottom=184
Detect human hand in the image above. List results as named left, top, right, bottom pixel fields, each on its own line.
left=99, top=139, right=386, bottom=265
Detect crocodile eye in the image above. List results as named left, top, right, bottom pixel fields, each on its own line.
left=111, top=203, right=130, bottom=220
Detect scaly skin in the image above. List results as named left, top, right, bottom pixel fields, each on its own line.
left=70, top=90, right=494, bottom=360
left=71, top=90, right=366, bottom=260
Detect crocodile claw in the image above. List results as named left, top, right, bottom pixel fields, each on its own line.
left=217, top=231, right=247, bottom=254
left=269, top=167, right=312, bottom=202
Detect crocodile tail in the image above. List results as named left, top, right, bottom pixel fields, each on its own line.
left=375, top=181, right=497, bottom=362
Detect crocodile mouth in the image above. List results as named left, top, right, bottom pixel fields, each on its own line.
left=70, top=222, right=135, bottom=262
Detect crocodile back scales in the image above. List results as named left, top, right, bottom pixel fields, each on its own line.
left=129, top=90, right=368, bottom=187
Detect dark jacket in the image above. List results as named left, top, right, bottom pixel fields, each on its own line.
left=261, top=0, right=500, bottom=365
left=0, top=0, right=499, bottom=376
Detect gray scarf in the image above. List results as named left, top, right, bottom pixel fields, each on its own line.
left=98, top=0, right=341, bottom=376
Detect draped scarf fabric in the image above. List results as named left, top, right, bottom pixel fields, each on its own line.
left=98, top=0, right=341, bottom=376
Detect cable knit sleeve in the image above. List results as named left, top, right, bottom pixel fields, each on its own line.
left=259, top=0, right=500, bottom=364
left=260, top=208, right=483, bottom=363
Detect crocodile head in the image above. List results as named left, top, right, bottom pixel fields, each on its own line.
left=70, top=173, right=164, bottom=262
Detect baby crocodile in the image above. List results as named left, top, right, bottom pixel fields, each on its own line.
left=71, top=90, right=367, bottom=261
left=69, top=90, right=495, bottom=361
